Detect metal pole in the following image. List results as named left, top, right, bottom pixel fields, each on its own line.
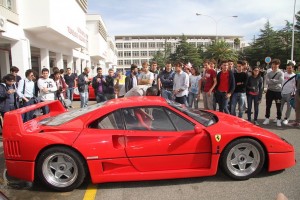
left=291, top=0, right=296, bottom=62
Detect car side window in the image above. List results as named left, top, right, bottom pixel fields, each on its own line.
left=89, top=110, right=124, bottom=129
left=165, top=109, right=194, bottom=131
left=123, top=107, right=176, bottom=131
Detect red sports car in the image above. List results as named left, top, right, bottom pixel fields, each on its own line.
left=2, top=97, right=296, bottom=191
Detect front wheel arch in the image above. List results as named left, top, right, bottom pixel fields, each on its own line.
left=219, top=137, right=266, bottom=180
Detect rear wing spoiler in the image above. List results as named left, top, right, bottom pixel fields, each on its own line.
left=3, top=100, right=66, bottom=136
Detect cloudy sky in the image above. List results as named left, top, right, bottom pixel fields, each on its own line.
left=88, top=0, right=299, bottom=43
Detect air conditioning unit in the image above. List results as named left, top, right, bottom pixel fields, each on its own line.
left=0, top=16, right=7, bottom=32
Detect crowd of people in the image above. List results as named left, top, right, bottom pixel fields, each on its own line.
left=0, top=58, right=300, bottom=128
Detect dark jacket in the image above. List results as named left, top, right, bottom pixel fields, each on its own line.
left=0, top=83, right=19, bottom=113
left=216, top=70, right=235, bottom=94
left=246, top=75, right=263, bottom=101
left=125, top=74, right=138, bottom=92
left=77, top=73, right=90, bottom=93
left=159, top=70, right=175, bottom=89
left=103, top=76, right=115, bottom=94
left=92, top=75, right=104, bottom=95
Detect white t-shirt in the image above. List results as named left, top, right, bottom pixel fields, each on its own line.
left=37, top=78, right=57, bottom=101
left=124, top=85, right=150, bottom=97
left=138, top=71, right=154, bottom=86
left=281, top=72, right=296, bottom=95
left=189, top=75, right=201, bottom=94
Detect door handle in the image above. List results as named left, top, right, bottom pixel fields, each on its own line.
left=112, top=135, right=125, bottom=149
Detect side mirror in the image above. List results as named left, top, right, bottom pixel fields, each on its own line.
left=194, top=125, right=203, bottom=134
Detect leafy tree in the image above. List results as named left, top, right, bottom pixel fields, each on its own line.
left=150, top=40, right=172, bottom=69
left=169, top=35, right=202, bottom=66
left=204, top=40, right=238, bottom=64
left=234, top=38, right=241, bottom=50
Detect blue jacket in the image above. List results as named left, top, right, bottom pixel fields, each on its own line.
left=0, top=83, right=19, bottom=113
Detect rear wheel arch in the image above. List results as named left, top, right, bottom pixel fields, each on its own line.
left=34, top=144, right=89, bottom=191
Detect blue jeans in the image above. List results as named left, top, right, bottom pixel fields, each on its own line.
left=21, top=99, right=35, bottom=122
left=161, top=88, right=174, bottom=101
left=247, top=94, right=260, bottom=121
left=80, top=92, right=89, bottom=108
left=188, top=92, right=199, bottom=109
left=66, top=88, right=74, bottom=101
left=215, top=91, right=230, bottom=114
left=231, top=92, right=246, bottom=118
left=96, top=93, right=107, bottom=103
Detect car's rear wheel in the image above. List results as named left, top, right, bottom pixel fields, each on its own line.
left=221, top=138, right=265, bottom=180
left=36, top=147, right=86, bottom=191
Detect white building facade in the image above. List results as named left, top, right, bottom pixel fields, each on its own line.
left=0, top=0, right=117, bottom=78
left=115, top=35, right=246, bottom=69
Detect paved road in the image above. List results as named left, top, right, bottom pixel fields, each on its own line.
left=0, top=97, right=299, bottom=200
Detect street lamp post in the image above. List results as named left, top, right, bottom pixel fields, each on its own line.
left=291, top=0, right=297, bottom=62
left=196, top=13, right=238, bottom=40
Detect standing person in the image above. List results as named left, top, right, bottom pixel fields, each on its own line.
left=173, top=62, right=189, bottom=106
left=0, top=74, right=18, bottom=126
left=64, top=67, right=77, bottom=103
left=215, top=60, right=235, bottom=114
left=103, top=69, right=116, bottom=100
left=92, top=67, right=106, bottom=103
left=10, top=66, right=22, bottom=87
left=53, top=71, right=67, bottom=101
left=150, top=61, right=159, bottom=87
left=228, top=60, right=236, bottom=72
left=138, top=62, right=154, bottom=86
left=281, top=62, right=296, bottom=125
left=289, top=72, right=300, bottom=127
left=188, top=66, right=201, bottom=109
left=17, top=69, right=36, bottom=122
left=231, top=60, right=248, bottom=118
left=125, top=64, right=138, bottom=93
left=246, top=66, right=263, bottom=125
left=159, top=61, right=175, bottom=101
left=77, top=67, right=91, bottom=108
left=263, top=59, right=284, bottom=126
left=201, top=60, right=217, bottom=110
left=37, top=68, right=57, bottom=114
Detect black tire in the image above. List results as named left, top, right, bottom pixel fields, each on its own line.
left=36, top=146, right=86, bottom=191
left=220, top=138, right=265, bottom=180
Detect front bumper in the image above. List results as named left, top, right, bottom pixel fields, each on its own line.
left=268, top=151, right=296, bottom=172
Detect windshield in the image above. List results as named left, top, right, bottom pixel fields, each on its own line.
left=40, top=102, right=106, bottom=126
left=168, top=100, right=217, bottom=127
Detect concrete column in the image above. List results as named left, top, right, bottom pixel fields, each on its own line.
left=11, top=39, right=31, bottom=78
left=67, top=55, right=73, bottom=70
left=40, top=48, right=49, bottom=70
left=56, top=52, right=63, bottom=69
left=75, top=58, right=81, bottom=75
left=0, top=50, right=10, bottom=77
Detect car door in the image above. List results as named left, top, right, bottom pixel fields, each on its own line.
left=122, top=106, right=212, bottom=172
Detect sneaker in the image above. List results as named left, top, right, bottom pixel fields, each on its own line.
left=273, top=119, right=277, bottom=123
left=282, top=119, right=289, bottom=125
left=263, top=118, right=270, bottom=125
left=254, top=121, right=259, bottom=126
left=277, top=120, right=282, bottom=127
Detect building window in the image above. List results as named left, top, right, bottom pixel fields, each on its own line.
left=116, top=43, right=123, bottom=49
left=141, top=51, right=147, bottom=57
left=132, top=42, right=139, bottom=49
left=132, top=51, right=139, bottom=57
left=118, top=52, right=123, bottom=57
left=140, top=42, right=147, bottom=48
left=148, top=42, right=155, bottom=48
left=141, top=59, right=148, bottom=64
left=124, top=60, right=131, bottom=65
left=157, top=42, right=164, bottom=48
left=149, top=51, right=156, bottom=56
left=118, top=60, right=124, bottom=65
left=124, top=51, right=131, bottom=57
left=197, top=42, right=203, bottom=47
left=133, top=60, right=140, bottom=65
left=189, top=42, right=196, bottom=47
left=124, top=43, right=131, bottom=49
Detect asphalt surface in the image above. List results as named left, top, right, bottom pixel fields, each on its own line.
left=0, top=96, right=299, bottom=200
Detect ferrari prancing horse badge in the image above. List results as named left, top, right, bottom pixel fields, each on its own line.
left=215, top=134, right=221, bottom=142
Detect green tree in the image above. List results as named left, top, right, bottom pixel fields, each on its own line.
left=204, top=40, right=238, bottom=63
left=150, top=40, right=172, bottom=69
left=169, top=35, right=202, bottom=66
left=234, top=38, right=241, bottom=50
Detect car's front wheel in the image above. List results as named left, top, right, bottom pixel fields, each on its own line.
left=36, top=147, right=86, bottom=191
left=221, top=138, right=265, bottom=180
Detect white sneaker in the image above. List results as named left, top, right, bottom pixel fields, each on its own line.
left=263, top=118, right=270, bottom=125
left=273, top=119, right=277, bottom=123
left=277, top=120, right=282, bottom=127
left=282, top=119, right=289, bottom=125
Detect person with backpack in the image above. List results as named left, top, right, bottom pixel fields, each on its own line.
left=281, top=62, right=296, bottom=125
